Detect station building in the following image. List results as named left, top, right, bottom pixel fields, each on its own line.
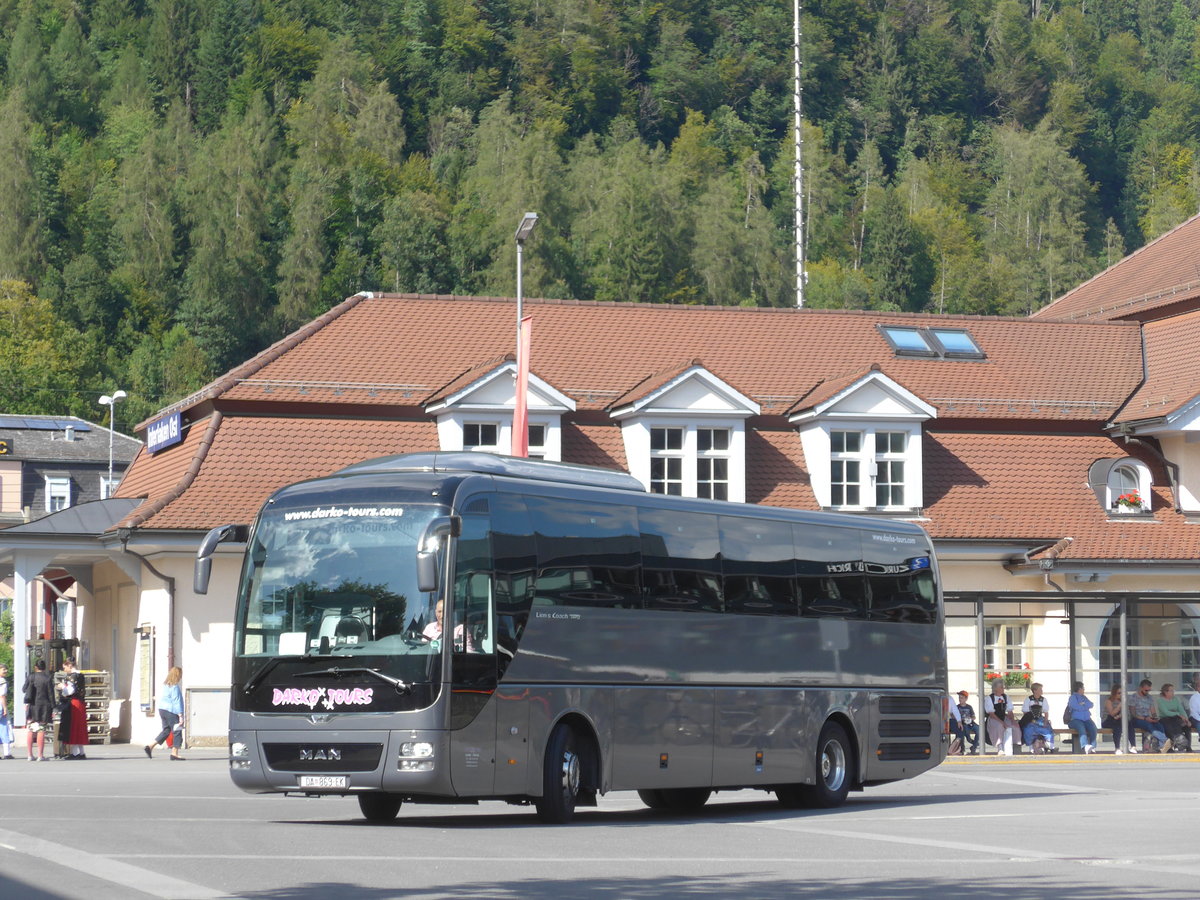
left=6, top=216, right=1200, bottom=744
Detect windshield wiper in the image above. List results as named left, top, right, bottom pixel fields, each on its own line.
left=295, top=666, right=412, bottom=695
left=242, top=653, right=353, bottom=695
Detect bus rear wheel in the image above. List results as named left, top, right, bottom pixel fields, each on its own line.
left=536, top=724, right=583, bottom=824
left=638, top=787, right=711, bottom=813
left=358, top=792, right=403, bottom=822
left=800, top=721, right=852, bottom=808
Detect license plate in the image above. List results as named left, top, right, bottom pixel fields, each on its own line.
left=298, top=775, right=349, bottom=789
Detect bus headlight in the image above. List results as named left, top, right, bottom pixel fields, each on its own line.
left=230, top=741, right=251, bottom=770
left=398, top=741, right=435, bottom=771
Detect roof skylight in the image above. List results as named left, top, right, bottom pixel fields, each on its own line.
left=878, top=325, right=986, bottom=360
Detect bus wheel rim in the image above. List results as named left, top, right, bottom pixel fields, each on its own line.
left=820, top=740, right=846, bottom=791
left=560, top=750, right=580, bottom=797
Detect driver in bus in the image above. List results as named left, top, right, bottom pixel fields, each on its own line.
left=422, top=600, right=475, bottom=651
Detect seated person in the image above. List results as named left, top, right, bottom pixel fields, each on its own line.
left=1129, top=678, right=1168, bottom=751
left=984, top=681, right=1020, bottom=756
left=1020, top=683, right=1056, bottom=753
left=422, top=600, right=475, bottom=651
left=1155, top=683, right=1190, bottom=752
left=955, top=690, right=980, bottom=755
left=1065, top=681, right=1097, bottom=754
left=1189, top=675, right=1200, bottom=734
left=948, top=696, right=963, bottom=754
left=1101, top=684, right=1138, bottom=754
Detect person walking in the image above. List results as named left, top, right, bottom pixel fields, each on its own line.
left=0, top=664, right=14, bottom=759
left=145, top=667, right=185, bottom=760
left=25, top=659, right=54, bottom=761
left=1066, top=681, right=1098, bottom=754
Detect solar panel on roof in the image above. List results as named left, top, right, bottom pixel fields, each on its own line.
left=0, top=416, right=91, bottom=431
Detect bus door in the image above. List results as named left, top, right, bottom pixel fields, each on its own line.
left=448, top=506, right=498, bottom=796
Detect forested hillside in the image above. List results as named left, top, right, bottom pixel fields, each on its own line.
left=1, top=0, right=1197, bottom=425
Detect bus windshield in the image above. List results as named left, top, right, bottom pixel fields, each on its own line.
left=234, top=493, right=447, bottom=685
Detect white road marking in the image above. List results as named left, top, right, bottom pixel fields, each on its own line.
left=0, top=826, right=227, bottom=900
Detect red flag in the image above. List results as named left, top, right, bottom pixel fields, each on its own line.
left=512, top=315, right=532, bottom=457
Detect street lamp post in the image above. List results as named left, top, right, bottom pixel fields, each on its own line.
left=512, top=213, right=539, bottom=457
left=98, top=390, right=127, bottom=495
left=515, top=212, right=539, bottom=350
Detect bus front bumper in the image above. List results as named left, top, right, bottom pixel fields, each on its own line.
left=229, top=728, right=454, bottom=796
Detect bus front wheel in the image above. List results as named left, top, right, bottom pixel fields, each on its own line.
left=357, top=792, right=403, bottom=822
left=536, top=724, right=582, bottom=824
left=801, top=720, right=853, bottom=808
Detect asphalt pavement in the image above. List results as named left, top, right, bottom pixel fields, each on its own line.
left=2, top=741, right=1200, bottom=899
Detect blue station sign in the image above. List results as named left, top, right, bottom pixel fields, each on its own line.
left=146, top=411, right=182, bottom=453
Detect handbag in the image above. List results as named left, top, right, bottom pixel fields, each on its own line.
left=1062, top=709, right=1071, bottom=725
left=23, top=676, right=35, bottom=705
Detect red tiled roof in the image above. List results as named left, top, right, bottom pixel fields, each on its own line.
left=1114, top=307, right=1200, bottom=424
left=118, top=416, right=439, bottom=530
left=922, top=432, right=1200, bottom=559
left=113, top=294, right=1199, bottom=564
left=1034, top=213, right=1200, bottom=322
left=786, top=365, right=894, bottom=417
left=425, top=353, right=514, bottom=407
left=201, top=295, right=1141, bottom=422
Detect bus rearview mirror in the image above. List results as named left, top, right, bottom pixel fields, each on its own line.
left=194, top=523, right=249, bottom=594
left=417, top=551, right=438, bottom=593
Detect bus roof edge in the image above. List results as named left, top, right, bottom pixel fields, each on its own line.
left=334, top=452, right=647, bottom=493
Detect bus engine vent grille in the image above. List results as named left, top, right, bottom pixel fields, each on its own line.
left=878, top=695, right=932, bottom=715
left=878, top=719, right=931, bottom=738
left=263, top=743, right=383, bottom=772
left=876, top=743, right=932, bottom=761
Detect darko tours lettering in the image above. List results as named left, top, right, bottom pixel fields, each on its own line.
left=271, top=686, right=375, bottom=710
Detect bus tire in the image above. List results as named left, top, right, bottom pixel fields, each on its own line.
left=801, top=720, right=853, bottom=808
left=638, top=788, right=710, bottom=813
left=357, top=792, right=402, bottom=822
left=535, top=723, right=582, bottom=824
left=774, top=785, right=806, bottom=809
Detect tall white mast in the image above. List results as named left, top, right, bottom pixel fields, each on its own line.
left=793, top=0, right=806, bottom=308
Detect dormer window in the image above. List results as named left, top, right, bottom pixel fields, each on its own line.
left=1088, top=457, right=1152, bottom=515
left=611, top=363, right=758, bottom=503
left=790, top=369, right=935, bottom=513
left=427, top=358, right=575, bottom=461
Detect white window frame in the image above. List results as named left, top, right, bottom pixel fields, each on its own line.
left=649, top=426, right=686, bottom=496
left=462, top=421, right=501, bottom=452
left=696, top=427, right=730, bottom=500
left=830, top=430, right=864, bottom=507
left=45, top=475, right=71, bottom=512
left=984, top=623, right=1029, bottom=672
left=621, top=419, right=749, bottom=502
left=874, top=430, right=908, bottom=508
left=527, top=423, right=547, bottom=459
left=819, top=427, right=916, bottom=511
left=100, top=474, right=120, bottom=499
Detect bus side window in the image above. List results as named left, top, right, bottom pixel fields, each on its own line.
left=719, top=516, right=798, bottom=616
left=528, top=496, right=641, bottom=609
left=639, top=507, right=722, bottom=612
left=492, top=493, right=534, bottom=677
left=795, top=525, right=867, bottom=619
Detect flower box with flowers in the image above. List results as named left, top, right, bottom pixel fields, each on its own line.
left=1113, top=492, right=1144, bottom=514
left=983, top=663, right=1032, bottom=690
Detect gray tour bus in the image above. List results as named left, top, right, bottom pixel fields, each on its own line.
left=195, top=452, right=948, bottom=823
